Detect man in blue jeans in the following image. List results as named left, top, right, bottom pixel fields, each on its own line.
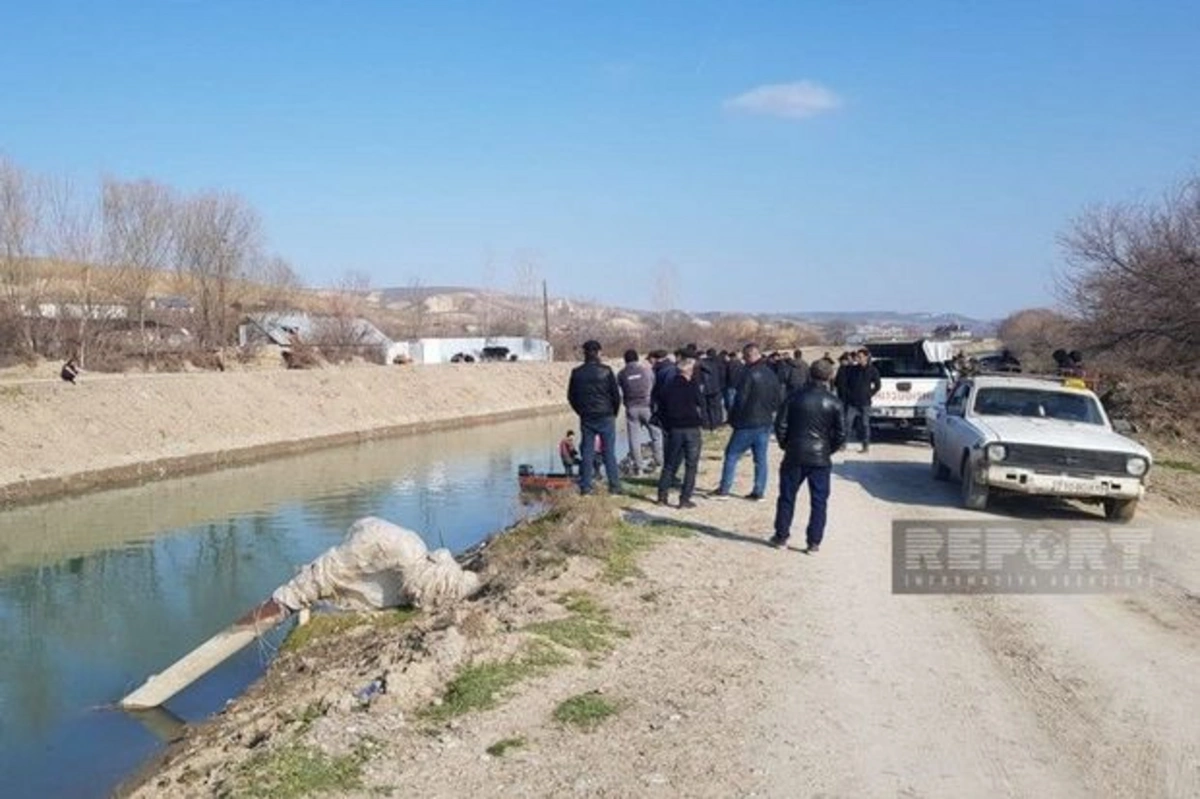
left=567, top=340, right=622, bottom=495
left=771, top=359, right=846, bottom=552
left=713, top=343, right=782, bottom=501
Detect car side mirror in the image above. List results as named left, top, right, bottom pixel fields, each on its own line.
left=1111, top=418, right=1136, bottom=435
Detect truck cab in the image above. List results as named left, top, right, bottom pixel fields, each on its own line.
left=865, top=339, right=955, bottom=436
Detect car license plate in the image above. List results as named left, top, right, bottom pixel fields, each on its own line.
left=1050, top=478, right=1105, bottom=496
left=874, top=407, right=915, bottom=418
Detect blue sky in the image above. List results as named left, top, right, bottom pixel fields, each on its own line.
left=2, top=1, right=1197, bottom=318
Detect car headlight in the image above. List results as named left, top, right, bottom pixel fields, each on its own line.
left=1126, top=457, right=1148, bottom=477
left=986, top=443, right=1007, bottom=462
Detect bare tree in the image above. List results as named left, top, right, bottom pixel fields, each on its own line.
left=44, top=176, right=107, bottom=365
left=315, top=270, right=375, bottom=361
left=252, top=254, right=302, bottom=311
left=652, top=259, right=678, bottom=338
left=1059, top=175, right=1200, bottom=370
left=821, top=318, right=855, bottom=346
left=511, top=250, right=542, bottom=335
left=996, top=308, right=1074, bottom=369
left=0, top=156, right=44, bottom=356
left=405, top=275, right=428, bottom=339
left=101, top=178, right=176, bottom=357
left=174, top=191, right=263, bottom=347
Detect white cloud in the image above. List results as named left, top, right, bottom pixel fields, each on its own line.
left=724, top=80, right=842, bottom=120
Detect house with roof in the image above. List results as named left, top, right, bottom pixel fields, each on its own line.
left=237, top=312, right=406, bottom=364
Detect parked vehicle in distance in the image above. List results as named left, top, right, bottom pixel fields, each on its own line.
left=929, top=374, right=1152, bottom=520
left=867, top=339, right=956, bottom=437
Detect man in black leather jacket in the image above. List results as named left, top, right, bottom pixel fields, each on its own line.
left=567, top=340, right=622, bottom=495
left=770, top=359, right=846, bottom=552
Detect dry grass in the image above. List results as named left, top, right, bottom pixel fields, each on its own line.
left=480, top=493, right=621, bottom=588
left=1102, top=370, right=1200, bottom=445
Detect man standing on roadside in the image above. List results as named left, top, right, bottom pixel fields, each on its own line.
left=618, top=349, right=661, bottom=474
left=714, top=343, right=782, bottom=501
left=771, top=359, right=846, bottom=552
left=567, top=340, right=622, bottom=495
left=774, top=349, right=809, bottom=400
left=656, top=357, right=704, bottom=508
left=649, top=350, right=677, bottom=420
left=699, top=348, right=726, bottom=430
left=843, top=347, right=881, bottom=453
left=725, top=350, right=745, bottom=415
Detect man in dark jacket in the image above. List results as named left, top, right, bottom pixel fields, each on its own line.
left=649, top=350, right=676, bottom=417
left=771, top=359, right=846, bottom=552
left=722, top=351, right=740, bottom=414
left=842, top=348, right=881, bottom=453
left=774, top=349, right=809, bottom=400
left=655, top=357, right=705, bottom=508
left=567, top=340, right=622, bottom=495
left=714, top=343, right=782, bottom=500
left=833, top=352, right=853, bottom=403
left=698, top=348, right=726, bottom=430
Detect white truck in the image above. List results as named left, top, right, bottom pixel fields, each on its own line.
left=865, top=339, right=956, bottom=437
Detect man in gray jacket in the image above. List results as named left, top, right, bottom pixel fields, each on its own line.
left=618, top=349, right=662, bottom=474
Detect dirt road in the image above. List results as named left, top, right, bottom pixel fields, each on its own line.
left=354, top=438, right=1198, bottom=798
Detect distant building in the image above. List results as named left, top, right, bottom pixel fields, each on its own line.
left=149, top=295, right=195, bottom=313
left=238, top=312, right=405, bottom=364
left=402, top=336, right=553, bottom=364
left=22, top=301, right=127, bottom=320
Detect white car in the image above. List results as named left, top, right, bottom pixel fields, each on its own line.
left=929, top=375, right=1152, bottom=521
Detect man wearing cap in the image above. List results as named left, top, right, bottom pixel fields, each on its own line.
left=568, top=340, right=623, bottom=495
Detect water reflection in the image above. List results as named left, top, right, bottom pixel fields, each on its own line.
left=0, top=412, right=575, bottom=799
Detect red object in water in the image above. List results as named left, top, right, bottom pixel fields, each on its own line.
left=518, top=471, right=577, bottom=492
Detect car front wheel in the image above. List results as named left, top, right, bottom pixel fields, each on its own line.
left=1104, top=497, right=1138, bottom=522
left=961, top=454, right=989, bottom=510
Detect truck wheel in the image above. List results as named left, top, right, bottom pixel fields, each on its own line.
left=1104, top=498, right=1138, bottom=522
left=961, top=454, right=989, bottom=510
left=931, top=447, right=951, bottom=481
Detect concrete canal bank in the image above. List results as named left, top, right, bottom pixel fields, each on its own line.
left=0, top=362, right=573, bottom=506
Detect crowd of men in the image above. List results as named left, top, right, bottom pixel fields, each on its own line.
left=566, top=340, right=886, bottom=553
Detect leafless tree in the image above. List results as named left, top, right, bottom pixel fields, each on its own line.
left=0, top=157, right=46, bottom=357
left=652, top=259, right=678, bottom=338
left=101, top=177, right=176, bottom=357
left=996, top=308, right=1074, bottom=370
left=313, top=270, right=375, bottom=361
left=44, top=176, right=109, bottom=365
left=252, top=254, right=302, bottom=311
left=1059, top=175, right=1200, bottom=371
left=174, top=191, right=263, bottom=347
left=404, top=275, right=428, bottom=339
left=508, top=251, right=544, bottom=336
left=821, top=319, right=855, bottom=346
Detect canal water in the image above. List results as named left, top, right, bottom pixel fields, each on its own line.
left=0, top=412, right=592, bottom=799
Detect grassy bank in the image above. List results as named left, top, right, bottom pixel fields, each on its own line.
left=123, top=490, right=691, bottom=798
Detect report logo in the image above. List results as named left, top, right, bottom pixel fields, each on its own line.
left=892, top=520, right=1153, bottom=594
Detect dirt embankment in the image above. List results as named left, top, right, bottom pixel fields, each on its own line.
left=127, top=439, right=1200, bottom=799
left=0, top=362, right=573, bottom=506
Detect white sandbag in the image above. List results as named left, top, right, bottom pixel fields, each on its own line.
left=272, top=517, right=481, bottom=612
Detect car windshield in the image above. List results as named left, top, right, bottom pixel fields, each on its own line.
left=973, top=387, right=1104, bottom=424
left=872, top=356, right=947, bottom=379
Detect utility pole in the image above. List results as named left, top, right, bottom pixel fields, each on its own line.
left=542, top=279, right=551, bottom=342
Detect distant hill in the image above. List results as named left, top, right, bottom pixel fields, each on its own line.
left=366, top=285, right=996, bottom=345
